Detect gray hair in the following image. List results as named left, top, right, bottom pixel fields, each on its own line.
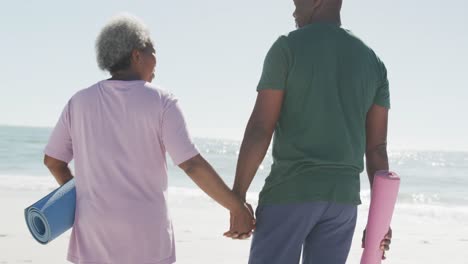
left=95, top=14, right=152, bottom=72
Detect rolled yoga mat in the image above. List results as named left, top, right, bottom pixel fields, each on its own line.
left=24, top=179, right=76, bottom=244
left=361, top=171, right=400, bottom=264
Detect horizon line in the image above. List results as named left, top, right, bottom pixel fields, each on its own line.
left=1, top=124, right=467, bottom=153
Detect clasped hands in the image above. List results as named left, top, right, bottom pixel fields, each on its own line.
left=224, top=202, right=256, bottom=240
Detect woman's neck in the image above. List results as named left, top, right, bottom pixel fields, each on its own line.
left=108, top=71, right=143, bottom=81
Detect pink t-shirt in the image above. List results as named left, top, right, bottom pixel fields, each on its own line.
left=44, top=80, right=199, bottom=264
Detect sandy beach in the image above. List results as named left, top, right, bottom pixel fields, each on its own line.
left=1, top=184, right=467, bottom=264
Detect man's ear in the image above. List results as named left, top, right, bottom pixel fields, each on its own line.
left=312, top=0, right=323, bottom=10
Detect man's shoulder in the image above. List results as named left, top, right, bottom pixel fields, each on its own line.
left=285, top=24, right=374, bottom=50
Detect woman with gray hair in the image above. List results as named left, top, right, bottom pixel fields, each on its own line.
left=43, top=14, right=254, bottom=264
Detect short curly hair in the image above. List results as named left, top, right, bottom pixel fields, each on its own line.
left=95, top=14, right=153, bottom=73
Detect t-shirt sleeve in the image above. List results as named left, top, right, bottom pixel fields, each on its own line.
left=44, top=101, right=74, bottom=163
left=161, top=96, right=199, bottom=165
left=373, top=59, right=391, bottom=109
left=257, top=36, right=292, bottom=91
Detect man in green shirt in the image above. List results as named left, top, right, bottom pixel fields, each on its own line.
left=225, top=0, right=392, bottom=263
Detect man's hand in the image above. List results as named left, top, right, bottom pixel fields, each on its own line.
left=362, top=228, right=393, bottom=260
left=223, top=203, right=255, bottom=240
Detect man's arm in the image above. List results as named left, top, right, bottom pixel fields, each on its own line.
left=365, top=104, right=389, bottom=186
left=44, top=155, right=74, bottom=186
left=232, top=89, right=285, bottom=200
left=364, top=104, right=392, bottom=259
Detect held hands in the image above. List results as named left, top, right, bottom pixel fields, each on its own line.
left=224, top=203, right=256, bottom=240
left=362, top=227, right=393, bottom=260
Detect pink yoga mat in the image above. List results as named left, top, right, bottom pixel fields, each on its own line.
left=361, top=171, right=400, bottom=264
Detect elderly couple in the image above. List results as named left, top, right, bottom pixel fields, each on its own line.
left=43, top=0, right=392, bottom=263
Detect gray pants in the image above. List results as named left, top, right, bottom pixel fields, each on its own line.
left=248, top=202, right=357, bottom=264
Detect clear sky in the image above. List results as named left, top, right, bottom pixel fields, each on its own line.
left=0, top=0, right=467, bottom=151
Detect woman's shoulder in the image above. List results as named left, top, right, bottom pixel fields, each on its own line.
left=67, top=82, right=101, bottom=103
left=142, top=83, right=178, bottom=104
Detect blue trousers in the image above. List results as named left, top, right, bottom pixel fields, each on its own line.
left=248, top=202, right=357, bottom=264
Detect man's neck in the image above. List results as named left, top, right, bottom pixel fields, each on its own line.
left=307, top=13, right=341, bottom=26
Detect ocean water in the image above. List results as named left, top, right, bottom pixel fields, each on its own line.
left=1, top=125, right=467, bottom=216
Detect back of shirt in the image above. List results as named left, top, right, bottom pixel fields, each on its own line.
left=45, top=80, right=199, bottom=263
left=257, top=23, right=390, bottom=205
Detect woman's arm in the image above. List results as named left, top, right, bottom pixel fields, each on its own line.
left=179, top=154, right=255, bottom=236
left=179, top=154, right=241, bottom=211
left=44, top=155, right=74, bottom=186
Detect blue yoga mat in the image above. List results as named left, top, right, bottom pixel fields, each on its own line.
left=24, top=179, right=76, bottom=244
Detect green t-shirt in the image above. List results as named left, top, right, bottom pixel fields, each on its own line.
left=257, top=23, right=390, bottom=205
